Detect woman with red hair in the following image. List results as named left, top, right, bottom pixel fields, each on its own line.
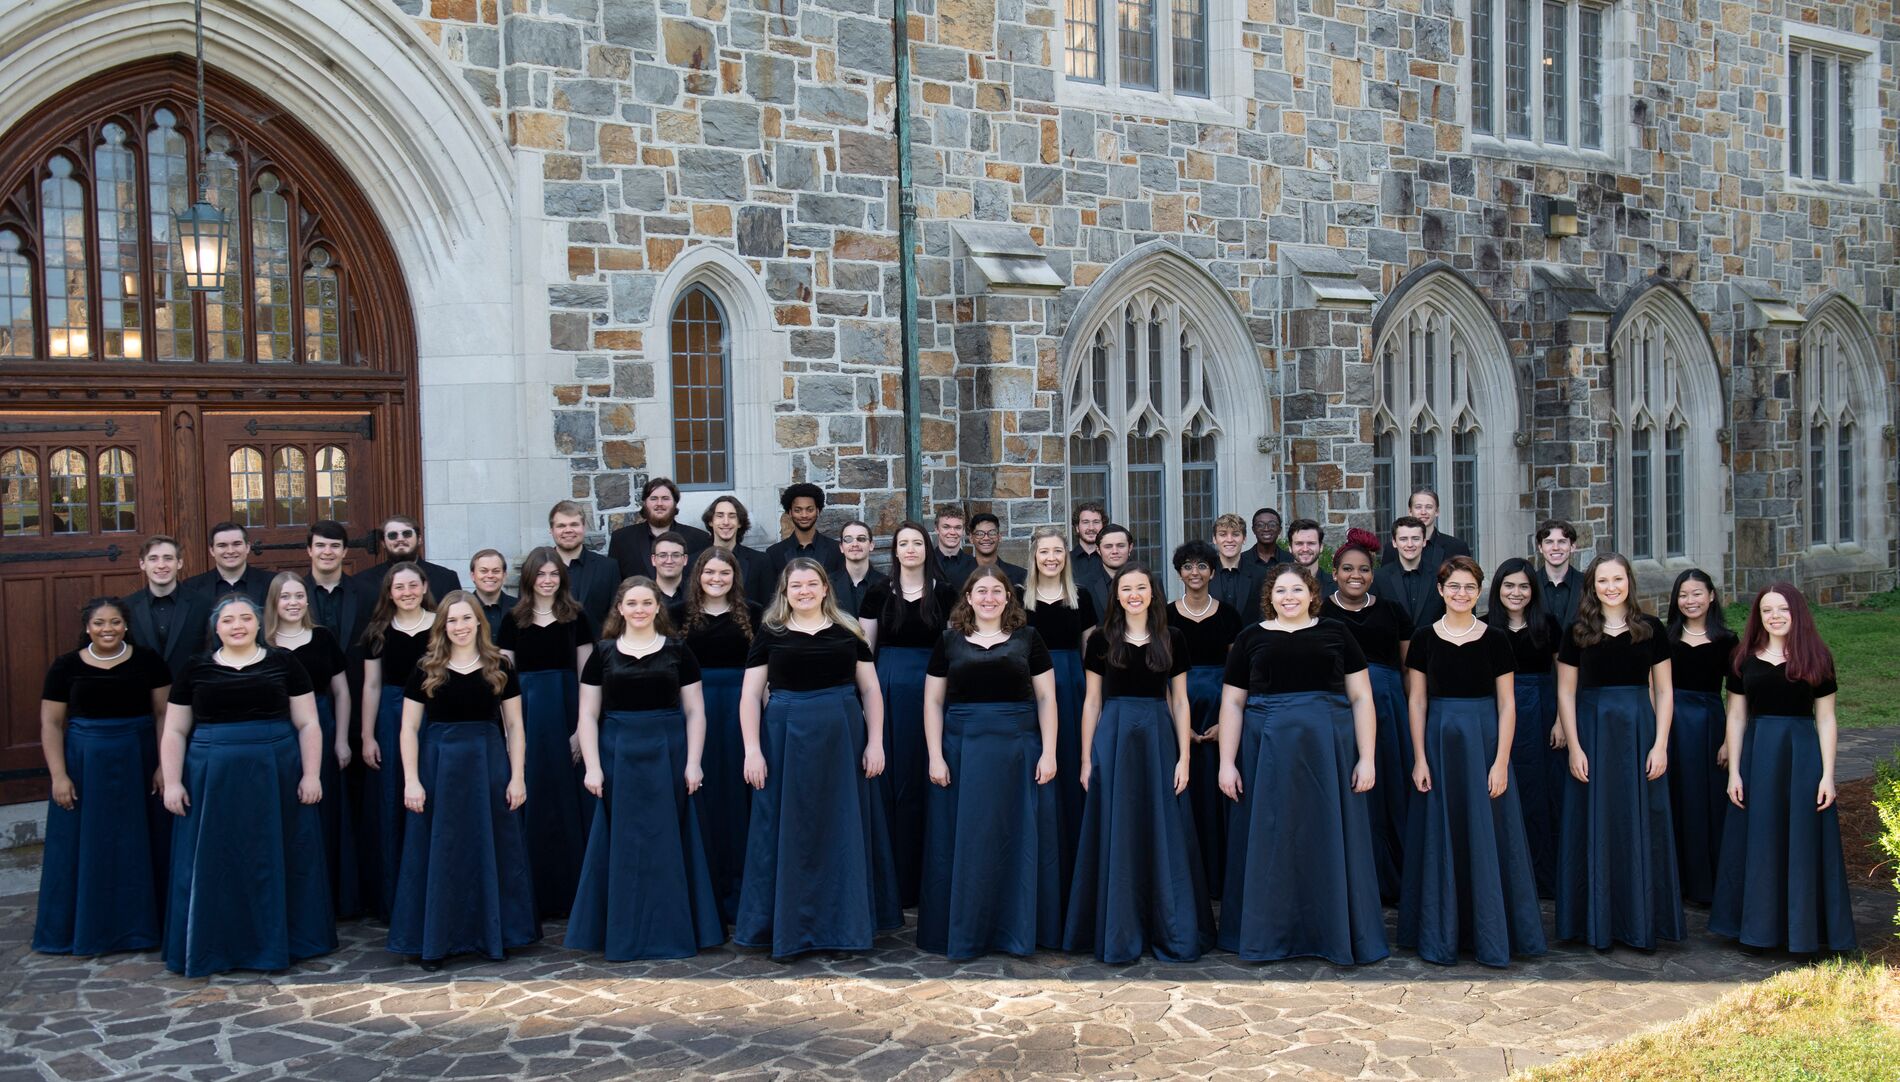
left=1710, top=583, right=1856, bottom=953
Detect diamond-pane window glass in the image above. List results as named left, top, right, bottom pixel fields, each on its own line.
left=1663, top=426, right=1685, bottom=557
left=1838, top=423, right=1855, bottom=542
left=252, top=173, right=293, bottom=363
left=1479, top=0, right=1608, bottom=151
left=1542, top=2, right=1567, bottom=143
left=1810, top=53, right=1828, bottom=181
left=1090, top=330, right=1109, bottom=409
left=669, top=286, right=730, bottom=488
left=302, top=248, right=342, bottom=364
left=273, top=446, right=308, bottom=525
left=1118, top=0, right=1157, bottom=90
left=315, top=444, right=348, bottom=522
left=94, top=125, right=143, bottom=360
left=147, top=109, right=195, bottom=361
left=0, top=231, right=31, bottom=359
left=1838, top=62, right=1854, bottom=184
left=1, top=449, right=40, bottom=537
left=1145, top=317, right=1163, bottom=408
left=1809, top=423, right=1827, bottom=546
left=1372, top=428, right=1396, bottom=531
left=229, top=446, right=266, bottom=527
left=1789, top=50, right=1804, bottom=178
left=1452, top=428, right=1479, bottom=555
left=1472, top=0, right=1495, bottom=134
left=1409, top=429, right=1438, bottom=495
left=203, top=140, right=244, bottom=360
left=42, top=157, right=89, bottom=359
left=1122, top=310, right=1139, bottom=410
left=1504, top=0, right=1531, bottom=138
left=1069, top=434, right=1110, bottom=522
left=1628, top=427, right=1652, bottom=560
left=1126, top=432, right=1165, bottom=569
left=1065, top=0, right=1103, bottom=83
left=1181, top=432, right=1217, bottom=544
left=96, top=447, right=136, bottom=532
left=48, top=447, right=89, bottom=534
left=1172, top=0, right=1207, bottom=95
left=1578, top=6, right=1604, bottom=148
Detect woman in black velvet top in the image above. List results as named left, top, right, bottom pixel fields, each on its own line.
left=388, top=591, right=536, bottom=970
left=32, top=597, right=172, bottom=958
left=159, top=594, right=334, bottom=978
left=1214, top=562, right=1386, bottom=966
left=1553, top=553, right=1682, bottom=951
left=358, top=562, right=435, bottom=919
left=681, top=547, right=765, bottom=924
left=1482, top=557, right=1567, bottom=899
left=1710, top=583, right=1855, bottom=954
left=916, top=566, right=1060, bottom=959
left=1662, top=568, right=1740, bottom=905
left=1063, top=563, right=1211, bottom=964
left=1397, top=557, right=1544, bottom=967
left=733, top=557, right=899, bottom=958
left=1021, top=524, right=1098, bottom=908
left=1170, top=540, right=1241, bottom=898
left=266, top=572, right=359, bottom=919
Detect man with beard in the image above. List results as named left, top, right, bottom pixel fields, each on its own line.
left=1070, top=501, right=1105, bottom=584
left=356, top=514, right=461, bottom=603
left=1285, top=518, right=1336, bottom=599
left=549, top=499, right=619, bottom=626
left=607, top=477, right=712, bottom=579
left=765, top=482, right=848, bottom=590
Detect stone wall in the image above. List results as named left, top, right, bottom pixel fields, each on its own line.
left=392, top=0, right=1898, bottom=595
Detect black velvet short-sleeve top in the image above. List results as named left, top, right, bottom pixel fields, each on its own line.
left=1502, top=614, right=1563, bottom=676
left=682, top=603, right=764, bottom=670
left=369, top=624, right=431, bottom=688
left=1556, top=615, right=1671, bottom=688
left=582, top=639, right=703, bottom=710
left=1172, top=602, right=1242, bottom=668
left=1023, top=590, right=1098, bottom=651
left=168, top=648, right=313, bottom=724
left=1082, top=627, right=1189, bottom=699
left=859, top=580, right=956, bottom=650
left=1725, top=656, right=1839, bottom=719
left=42, top=649, right=171, bottom=718
left=496, top=612, right=596, bottom=673
left=1405, top=626, right=1517, bottom=698
left=744, top=623, right=874, bottom=691
left=403, top=663, right=522, bottom=725
left=1224, top=620, right=1368, bottom=696
left=1669, top=631, right=1740, bottom=695
left=927, top=628, right=1054, bottom=704
left=287, top=627, right=347, bottom=691
left=1319, top=598, right=1412, bottom=669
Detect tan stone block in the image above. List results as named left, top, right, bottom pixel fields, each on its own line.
left=976, top=83, right=1009, bottom=112
left=922, top=418, right=956, bottom=453
left=600, top=405, right=638, bottom=436
left=553, top=384, right=583, bottom=406
left=602, top=440, right=645, bottom=469
left=1184, top=151, right=1214, bottom=180
left=986, top=162, right=1023, bottom=182
left=543, top=154, right=583, bottom=181
left=593, top=330, right=643, bottom=350
left=1153, top=194, right=1185, bottom=233
left=598, top=247, right=643, bottom=270
left=431, top=0, right=478, bottom=20
left=938, top=0, right=996, bottom=51
left=762, top=107, right=781, bottom=140
left=1259, top=168, right=1281, bottom=214
left=656, top=110, right=700, bottom=144
left=588, top=45, right=633, bottom=80
left=598, top=124, right=639, bottom=164
left=1331, top=58, right=1362, bottom=106
left=1248, top=0, right=1274, bottom=19
left=1283, top=110, right=1306, bottom=136
left=692, top=0, right=727, bottom=22
left=1041, top=118, right=1058, bottom=163
left=646, top=237, right=684, bottom=270
left=1435, top=122, right=1460, bottom=151
left=921, top=349, right=957, bottom=377
left=777, top=415, right=819, bottom=448
left=568, top=247, right=596, bottom=277
left=775, top=304, right=812, bottom=326
left=511, top=112, right=565, bottom=150
left=664, top=19, right=716, bottom=69
left=835, top=231, right=899, bottom=261
left=931, top=189, right=974, bottom=219
left=642, top=147, right=674, bottom=166
left=693, top=204, right=733, bottom=236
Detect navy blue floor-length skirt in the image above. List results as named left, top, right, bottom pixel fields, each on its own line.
left=1668, top=689, right=1728, bottom=905
left=1397, top=697, right=1547, bottom=967
left=1709, top=715, right=1857, bottom=953
left=1220, top=691, right=1388, bottom=965
left=917, top=702, right=1061, bottom=958
left=387, top=723, right=541, bottom=961
left=1184, top=665, right=1229, bottom=898
left=362, top=682, right=408, bottom=919
left=1049, top=648, right=1086, bottom=912
left=33, top=716, right=168, bottom=956
left=1556, top=686, right=1685, bottom=950
left=1511, top=671, right=1564, bottom=899
left=695, top=666, right=750, bottom=925
left=734, top=685, right=901, bottom=957
left=313, top=694, right=363, bottom=920
left=567, top=708, right=725, bottom=960
left=1062, top=696, right=1213, bottom=964
left=876, top=645, right=932, bottom=908
left=517, top=668, right=587, bottom=919
left=1366, top=662, right=1411, bottom=903
left=164, top=720, right=335, bottom=977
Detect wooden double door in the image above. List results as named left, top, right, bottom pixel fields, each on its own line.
left=0, top=406, right=389, bottom=802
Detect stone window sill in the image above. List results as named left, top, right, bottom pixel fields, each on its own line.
left=1055, top=79, right=1245, bottom=127
left=1469, top=135, right=1621, bottom=172
left=1797, top=544, right=1886, bottom=578
left=1783, top=177, right=1880, bottom=202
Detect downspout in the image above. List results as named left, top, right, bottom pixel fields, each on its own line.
left=892, top=0, right=924, bottom=523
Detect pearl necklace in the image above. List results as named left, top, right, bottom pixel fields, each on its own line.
left=1123, top=627, right=1152, bottom=644
left=1268, top=618, right=1318, bottom=633
left=1602, top=618, right=1629, bottom=634
left=87, top=642, right=128, bottom=662
left=1680, top=626, right=1710, bottom=641
left=618, top=634, right=664, bottom=657
left=1178, top=595, right=1214, bottom=620
left=1507, top=618, right=1528, bottom=632
left=787, top=615, right=831, bottom=634
left=392, top=612, right=430, bottom=635
left=1330, top=591, right=1370, bottom=612
left=447, top=656, right=483, bottom=673
left=1436, top=617, right=1482, bottom=642
left=1034, top=588, right=1066, bottom=605
left=970, top=627, right=1009, bottom=643
left=532, top=605, right=555, bottom=617
left=215, top=646, right=262, bottom=668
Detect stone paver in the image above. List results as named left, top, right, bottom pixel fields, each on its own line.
left=2, top=874, right=1892, bottom=1082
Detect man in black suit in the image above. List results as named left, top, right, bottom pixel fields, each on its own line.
left=1211, top=512, right=1267, bottom=621
left=1373, top=515, right=1445, bottom=630
left=1379, top=488, right=1471, bottom=577
left=607, top=477, right=713, bottom=580
left=932, top=504, right=975, bottom=589
left=968, top=513, right=1026, bottom=587
left=357, top=514, right=461, bottom=603
left=1535, top=518, right=1583, bottom=629
left=1080, top=523, right=1135, bottom=618
left=183, top=521, right=275, bottom=604
left=550, top=499, right=619, bottom=627
left=122, top=534, right=214, bottom=680
left=765, top=482, right=847, bottom=589
left=302, top=519, right=371, bottom=653
left=469, top=549, right=518, bottom=631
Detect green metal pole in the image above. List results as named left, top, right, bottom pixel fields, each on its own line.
left=892, top=0, right=924, bottom=524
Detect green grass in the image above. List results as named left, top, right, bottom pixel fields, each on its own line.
left=1719, top=591, right=1900, bottom=730
left=1519, top=959, right=1900, bottom=1081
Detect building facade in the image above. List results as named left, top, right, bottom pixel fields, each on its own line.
left=0, top=0, right=1893, bottom=794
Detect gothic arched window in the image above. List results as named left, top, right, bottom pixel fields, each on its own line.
left=1801, top=299, right=1887, bottom=552
left=1610, top=288, right=1723, bottom=569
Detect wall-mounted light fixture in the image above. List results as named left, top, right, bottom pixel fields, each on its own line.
left=1539, top=196, right=1579, bottom=238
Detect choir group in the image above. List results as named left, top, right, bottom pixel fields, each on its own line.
left=32, top=479, right=1860, bottom=975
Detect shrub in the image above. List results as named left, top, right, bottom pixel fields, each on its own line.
left=1876, top=751, right=1900, bottom=939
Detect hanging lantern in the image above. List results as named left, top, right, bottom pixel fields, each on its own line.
left=176, top=200, right=230, bottom=292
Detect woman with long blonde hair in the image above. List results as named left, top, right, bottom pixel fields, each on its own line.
left=388, top=591, right=536, bottom=971
left=266, top=571, right=360, bottom=918
left=735, top=558, right=899, bottom=958
left=1020, top=523, right=1097, bottom=904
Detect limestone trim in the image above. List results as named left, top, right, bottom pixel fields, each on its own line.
left=1798, top=293, right=1890, bottom=566
left=1369, top=265, right=1525, bottom=568
left=1781, top=21, right=1883, bottom=198
left=634, top=245, right=791, bottom=545
left=1054, top=0, right=1248, bottom=125
left=1607, top=282, right=1726, bottom=582
left=1057, top=240, right=1269, bottom=561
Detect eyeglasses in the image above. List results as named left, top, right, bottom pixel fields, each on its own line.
left=385, top=529, right=416, bottom=540
left=1442, top=583, right=1481, bottom=594
left=971, top=530, right=1000, bottom=540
